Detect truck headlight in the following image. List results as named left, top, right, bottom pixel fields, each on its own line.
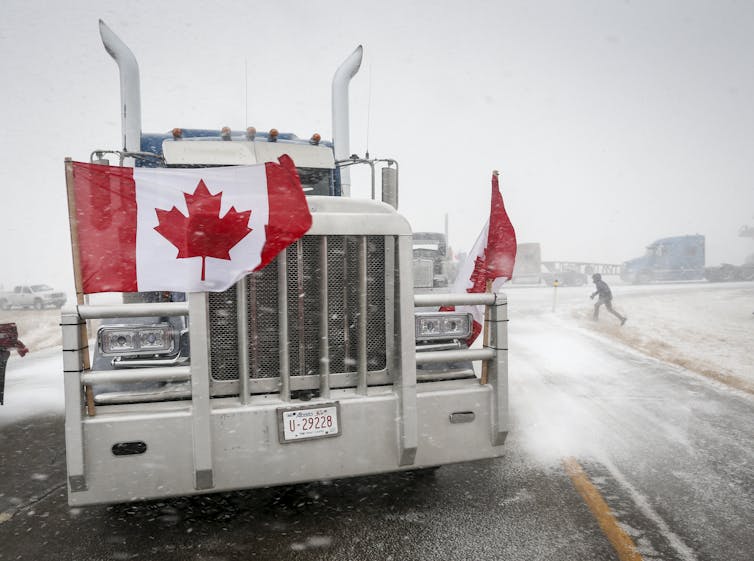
left=98, top=324, right=177, bottom=356
left=415, top=312, right=472, bottom=341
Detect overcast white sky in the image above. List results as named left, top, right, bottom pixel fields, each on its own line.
left=2, top=0, right=754, bottom=291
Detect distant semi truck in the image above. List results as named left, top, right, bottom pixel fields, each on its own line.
left=412, top=232, right=456, bottom=292
left=511, top=243, right=542, bottom=284
left=512, top=243, right=619, bottom=286
left=620, top=235, right=705, bottom=284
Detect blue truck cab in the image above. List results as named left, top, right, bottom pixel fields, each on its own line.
left=620, top=234, right=705, bottom=284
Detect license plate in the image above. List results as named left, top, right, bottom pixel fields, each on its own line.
left=278, top=402, right=341, bottom=443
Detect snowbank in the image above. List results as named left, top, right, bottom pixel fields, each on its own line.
left=0, top=347, right=63, bottom=426
left=540, top=280, right=754, bottom=394
left=0, top=309, right=75, bottom=426
left=0, top=308, right=62, bottom=353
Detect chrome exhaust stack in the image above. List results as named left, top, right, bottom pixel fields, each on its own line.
left=332, top=45, right=363, bottom=197
left=99, top=20, right=142, bottom=162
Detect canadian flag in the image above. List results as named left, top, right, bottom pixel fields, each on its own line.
left=446, top=171, right=517, bottom=344
left=70, top=155, right=312, bottom=294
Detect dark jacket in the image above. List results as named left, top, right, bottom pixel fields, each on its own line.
left=591, top=279, right=612, bottom=301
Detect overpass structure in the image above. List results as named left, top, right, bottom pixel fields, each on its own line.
left=542, top=261, right=622, bottom=276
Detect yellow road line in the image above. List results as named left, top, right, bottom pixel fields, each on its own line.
left=564, top=457, right=644, bottom=561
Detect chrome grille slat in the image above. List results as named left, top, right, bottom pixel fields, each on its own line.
left=357, top=235, right=368, bottom=394
left=295, top=240, right=306, bottom=377
left=236, top=276, right=249, bottom=403
left=277, top=254, right=290, bottom=400
left=319, top=236, right=330, bottom=398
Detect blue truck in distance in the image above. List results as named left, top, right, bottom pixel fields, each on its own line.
left=620, top=235, right=705, bottom=284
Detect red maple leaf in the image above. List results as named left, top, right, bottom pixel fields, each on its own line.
left=154, top=180, right=252, bottom=281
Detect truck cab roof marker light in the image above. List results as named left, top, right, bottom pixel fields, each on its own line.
left=221, top=127, right=232, bottom=140
left=246, top=126, right=256, bottom=140
left=268, top=128, right=279, bottom=142
left=310, top=133, right=321, bottom=145
left=172, top=128, right=183, bottom=139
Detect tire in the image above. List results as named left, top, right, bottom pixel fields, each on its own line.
left=33, top=299, right=44, bottom=310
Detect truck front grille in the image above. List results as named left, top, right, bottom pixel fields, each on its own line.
left=208, top=235, right=387, bottom=384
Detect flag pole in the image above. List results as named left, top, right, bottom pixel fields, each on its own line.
left=480, top=169, right=500, bottom=386
left=480, top=278, right=493, bottom=385
left=65, top=158, right=95, bottom=416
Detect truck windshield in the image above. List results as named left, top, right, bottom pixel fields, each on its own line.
left=298, top=167, right=333, bottom=196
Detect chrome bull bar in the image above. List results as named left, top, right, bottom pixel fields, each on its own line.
left=61, top=290, right=507, bottom=415
left=413, top=292, right=506, bottom=366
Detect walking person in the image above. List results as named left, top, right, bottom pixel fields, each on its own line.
left=590, top=273, right=626, bottom=325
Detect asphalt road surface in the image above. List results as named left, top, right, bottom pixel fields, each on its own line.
left=0, top=287, right=752, bottom=560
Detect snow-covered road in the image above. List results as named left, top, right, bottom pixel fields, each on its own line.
left=509, top=311, right=753, bottom=560
left=0, top=282, right=752, bottom=560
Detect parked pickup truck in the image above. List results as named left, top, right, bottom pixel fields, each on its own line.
left=0, top=285, right=67, bottom=310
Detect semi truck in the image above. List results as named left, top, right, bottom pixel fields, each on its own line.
left=620, top=235, right=705, bottom=284
left=59, top=21, right=510, bottom=506
left=412, top=232, right=457, bottom=292
left=511, top=242, right=542, bottom=284
left=510, top=243, right=615, bottom=287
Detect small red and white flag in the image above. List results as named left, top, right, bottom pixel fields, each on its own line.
left=446, top=171, right=517, bottom=344
left=70, top=156, right=311, bottom=294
